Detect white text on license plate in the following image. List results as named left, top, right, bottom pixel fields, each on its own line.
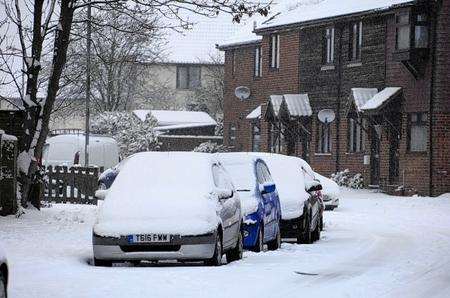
left=131, top=234, right=170, bottom=243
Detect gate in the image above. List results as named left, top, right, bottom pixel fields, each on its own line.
left=43, top=166, right=103, bottom=205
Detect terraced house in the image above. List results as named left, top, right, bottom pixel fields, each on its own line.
left=218, top=0, right=450, bottom=196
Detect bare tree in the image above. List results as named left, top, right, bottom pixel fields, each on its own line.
left=0, top=0, right=270, bottom=210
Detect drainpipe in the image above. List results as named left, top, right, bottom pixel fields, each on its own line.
left=335, top=25, right=343, bottom=173
left=429, top=2, right=440, bottom=196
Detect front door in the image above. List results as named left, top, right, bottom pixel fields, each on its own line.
left=370, top=125, right=381, bottom=186
left=388, top=114, right=401, bottom=184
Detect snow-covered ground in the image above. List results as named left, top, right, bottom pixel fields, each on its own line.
left=1, top=189, right=450, bottom=298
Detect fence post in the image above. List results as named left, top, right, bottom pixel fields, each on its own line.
left=0, top=132, right=18, bottom=216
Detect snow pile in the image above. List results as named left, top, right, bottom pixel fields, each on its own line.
left=331, top=169, right=364, bottom=189
left=253, top=153, right=310, bottom=220
left=94, top=152, right=221, bottom=236
left=193, top=141, right=227, bottom=153
left=217, top=154, right=260, bottom=215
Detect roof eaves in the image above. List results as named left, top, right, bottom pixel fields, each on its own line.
left=217, top=39, right=262, bottom=51
left=254, top=1, right=416, bottom=34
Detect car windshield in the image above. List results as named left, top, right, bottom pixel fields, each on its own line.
left=221, top=162, right=255, bottom=192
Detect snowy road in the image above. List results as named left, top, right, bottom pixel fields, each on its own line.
left=1, top=189, right=450, bottom=298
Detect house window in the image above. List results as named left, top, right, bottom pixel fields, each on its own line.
left=229, top=123, right=237, bottom=148
left=254, top=46, right=262, bottom=77
left=349, top=21, right=363, bottom=61
left=269, top=34, right=280, bottom=69
left=251, top=122, right=261, bottom=152
left=317, top=122, right=331, bottom=153
left=396, top=12, right=411, bottom=50
left=324, top=27, right=335, bottom=64
left=414, top=13, right=429, bottom=48
left=408, top=113, right=427, bottom=152
left=348, top=117, right=365, bottom=152
left=176, top=65, right=201, bottom=89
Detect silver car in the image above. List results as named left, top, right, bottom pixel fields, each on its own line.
left=93, top=152, right=243, bottom=266
left=0, top=247, right=8, bottom=298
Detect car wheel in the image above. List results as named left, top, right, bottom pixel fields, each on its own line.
left=226, top=231, right=243, bottom=262
left=205, top=233, right=222, bottom=266
left=0, top=271, right=6, bottom=298
left=93, top=258, right=112, bottom=267
left=267, top=225, right=281, bottom=251
left=313, top=218, right=321, bottom=241
left=98, top=182, right=107, bottom=190
left=298, top=211, right=313, bottom=244
left=251, top=226, right=264, bottom=253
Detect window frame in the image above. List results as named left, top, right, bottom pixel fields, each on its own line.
left=228, top=123, right=237, bottom=148
left=254, top=45, right=263, bottom=78
left=324, top=27, right=335, bottom=64
left=407, top=112, right=428, bottom=152
left=269, top=34, right=280, bottom=69
left=317, top=121, right=332, bottom=153
left=395, top=9, right=429, bottom=51
left=348, top=116, right=365, bottom=153
left=349, top=21, right=363, bottom=61
left=176, top=65, right=201, bottom=90
left=251, top=121, right=261, bottom=152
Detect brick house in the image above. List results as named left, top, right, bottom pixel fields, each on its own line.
left=219, top=0, right=449, bottom=196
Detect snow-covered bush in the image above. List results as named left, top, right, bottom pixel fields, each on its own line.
left=331, top=169, right=364, bottom=189
left=193, top=141, right=227, bottom=153
left=91, top=112, right=159, bottom=157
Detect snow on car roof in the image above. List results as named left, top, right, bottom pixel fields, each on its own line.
left=96, top=152, right=220, bottom=236
left=133, top=109, right=217, bottom=127
left=258, top=0, right=414, bottom=30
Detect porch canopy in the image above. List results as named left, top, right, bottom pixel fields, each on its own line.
left=360, top=87, right=403, bottom=115
left=264, top=94, right=312, bottom=120
left=246, top=105, right=262, bottom=120
left=351, top=88, right=378, bottom=112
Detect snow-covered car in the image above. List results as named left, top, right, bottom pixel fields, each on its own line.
left=314, top=173, right=340, bottom=210
left=93, top=152, right=243, bottom=266
left=251, top=153, right=322, bottom=243
left=217, top=153, right=282, bottom=252
left=97, top=155, right=132, bottom=190
left=0, top=246, right=8, bottom=298
left=43, top=134, right=119, bottom=169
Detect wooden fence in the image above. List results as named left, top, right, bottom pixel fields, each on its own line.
left=43, top=166, right=103, bottom=205
left=0, top=132, right=18, bottom=215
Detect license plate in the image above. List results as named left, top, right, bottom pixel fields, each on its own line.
left=128, top=234, right=171, bottom=244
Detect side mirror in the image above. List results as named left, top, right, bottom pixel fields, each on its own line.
left=95, top=189, right=109, bottom=201
left=259, top=182, right=276, bottom=194
left=214, top=188, right=233, bottom=200
left=305, top=180, right=322, bottom=192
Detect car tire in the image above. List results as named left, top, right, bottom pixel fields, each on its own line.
left=205, top=233, right=222, bottom=266
left=93, top=258, right=112, bottom=267
left=298, top=211, right=313, bottom=244
left=0, top=271, right=6, bottom=298
left=267, top=225, right=281, bottom=251
left=251, top=226, right=264, bottom=253
left=226, top=231, right=243, bottom=262
left=312, top=218, right=321, bottom=241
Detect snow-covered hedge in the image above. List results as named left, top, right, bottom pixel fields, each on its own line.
left=193, top=141, right=227, bottom=153
left=331, top=169, right=364, bottom=189
left=91, top=112, right=159, bottom=157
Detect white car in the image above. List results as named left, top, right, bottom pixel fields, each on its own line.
left=314, top=173, right=340, bottom=210
left=0, top=247, right=8, bottom=298
left=93, top=152, right=243, bottom=266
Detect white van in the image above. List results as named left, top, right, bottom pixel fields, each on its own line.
left=43, top=134, right=119, bottom=170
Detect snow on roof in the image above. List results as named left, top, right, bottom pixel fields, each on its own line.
left=283, top=94, right=313, bottom=117
left=258, top=0, right=414, bottom=31
left=246, top=105, right=262, bottom=120
left=351, top=88, right=379, bottom=111
left=154, top=122, right=216, bottom=132
left=163, top=13, right=243, bottom=64
left=218, top=18, right=262, bottom=49
left=269, top=95, right=284, bottom=117
left=361, top=87, right=402, bottom=111
left=133, top=110, right=217, bottom=127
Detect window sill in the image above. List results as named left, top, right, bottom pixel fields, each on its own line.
left=268, top=67, right=280, bottom=72
left=314, top=153, right=332, bottom=156
left=345, top=151, right=365, bottom=155
left=346, top=62, right=362, bottom=68
left=253, top=76, right=262, bottom=80
left=406, top=150, right=428, bottom=155
left=320, top=65, right=335, bottom=71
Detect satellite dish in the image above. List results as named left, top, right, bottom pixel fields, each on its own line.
left=235, top=86, right=251, bottom=100
left=318, top=109, right=336, bottom=124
